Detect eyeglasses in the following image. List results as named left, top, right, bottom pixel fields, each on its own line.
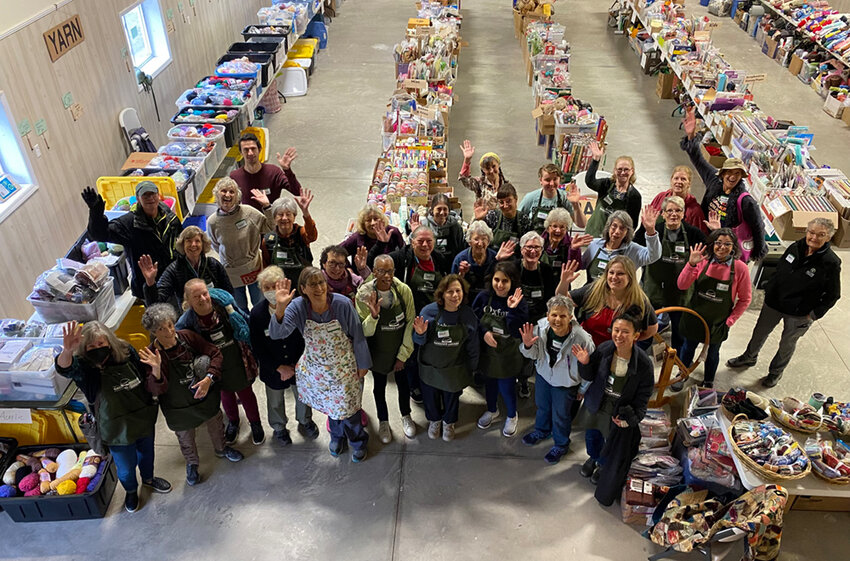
left=325, top=261, right=346, bottom=269
left=714, top=241, right=734, bottom=248
left=663, top=208, right=683, bottom=214
left=523, top=245, right=543, bottom=252
left=374, top=268, right=394, bottom=276
left=615, top=168, right=632, bottom=173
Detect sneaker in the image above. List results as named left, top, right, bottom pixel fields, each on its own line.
left=329, top=438, right=347, bottom=457
left=761, top=374, right=782, bottom=388
left=410, top=388, right=424, bottom=405
left=521, top=430, right=551, bottom=446
left=701, top=381, right=714, bottom=389
left=298, top=421, right=320, bottom=440
left=442, top=422, right=455, bottom=442
left=250, top=422, right=265, bottom=445
left=378, top=421, right=392, bottom=444
left=580, top=457, right=596, bottom=478
left=352, top=447, right=367, bottom=463
left=214, top=446, right=244, bottom=462
left=274, top=429, right=292, bottom=446
left=224, top=421, right=239, bottom=445
left=401, top=415, right=417, bottom=439
left=477, top=408, right=500, bottom=429
left=727, top=355, right=757, bottom=369
left=669, top=380, right=685, bottom=393
left=124, top=491, right=139, bottom=513
left=427, top=421, right=441, bottom=440
left=142, top=476, right=172, bottom=494
left=518, top=380, right=531, bottom=399
left=502, top=415, right=518, bottom=437
left=544, top=446, right=568, bottom=464
left=590, top=465, right=601, bottom=485
left=186, top=464, right=200, bottom=486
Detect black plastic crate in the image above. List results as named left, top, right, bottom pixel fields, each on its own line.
left=228, top=41, right=282, bottom=71
left=216, top=53, right=273, bottom=88
left=64, top=232, right=131, bottom=296
left=0, top=443, right=117, bottom=522
left=241, top=24, right=290, bottom=51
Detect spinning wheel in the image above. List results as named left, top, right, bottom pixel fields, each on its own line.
left=648, top=306, right=711, bottom=408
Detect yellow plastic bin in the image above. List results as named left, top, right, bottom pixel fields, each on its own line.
left=96, top=176, right=184, bottom=222
left=287, top=38, right=318, bottom=75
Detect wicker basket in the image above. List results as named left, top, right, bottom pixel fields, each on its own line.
left=811, top=468, right=850, bottom=485
left=727, top=414, right=812, bottom=482
left=769, top=397, right=823, bottom=434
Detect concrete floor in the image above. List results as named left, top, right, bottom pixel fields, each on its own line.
left=2, top=1, right=849, bottom=559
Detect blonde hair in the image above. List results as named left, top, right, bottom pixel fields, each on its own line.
left=581, top=256, right=646, bottom=318
left=356, top=204, right=388, bottom=236
left=75, top=321, right=131, bottom=363
left=182, top=278, right=208, bottom=311
left=212, top=177, right=242, bottom=206
left=175, top=226, right=212, bottom=255
left=671, top=165, right=693, bottom=183
left=615, top=156, right=637, bottom=185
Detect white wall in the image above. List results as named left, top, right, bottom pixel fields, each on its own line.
left=0, top=0, right=70, bottom=36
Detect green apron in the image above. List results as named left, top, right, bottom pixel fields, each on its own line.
left=158, top=341, right=222, bottom=432
left=418, top=309, right=471, bottom=392
left=541, top=239, right=569, bottom=290
left=479, top=295, right=524, bottom=379
left=489, top=212, right=520, bottom=252
left=429, top=220, right=453, bottom=259
left=367, top=283, right=406, bottom=375
left=97, top=360, right=158, bottom=446
left=586, top=245, right=614, bottom=283
left=679, top=260, right=736, bottom=344
left=529, top=190, right=568, bottom=233
left=203, top=314, right=251, bottom=392
left=585, top=187, right=628, bottom=238
left=521, top=265, right=548, bottom=321
left=643, top=225, right=691, bottom=308
left=406, top=261, right=442, bottom=312
left=266, top=230, right=312, bottom=285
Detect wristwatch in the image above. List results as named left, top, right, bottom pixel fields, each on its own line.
left=205, top=373, right=215, bottom=384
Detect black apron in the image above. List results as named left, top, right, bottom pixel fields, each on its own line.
left=541, top=239, right=569, bottom=290
left=679, top=261, right=736, bottom=344
left=586, top=187, right=628, bottom=238
left=97, top=360, right=158, bottom=446
left=406, top=261, right=442, bottom=312
left=202, top=313, right=251, bottom=392
left=479, top=295, right=524, bottom=379
left=586, top=245, right=616, bottom=284
left=463, top=251, right=490, bottom=301
left=158, top=341, right=222, bottom=432
left=367, top=283, right=407, bottom=375
left=489, top=212, right=520, bottom=252
left=429, top=220, right=454, bottom=259
left=529, top=190, right=567, bottom=233
left=521, top=265, right=548, bottom=321
left=418, top=309, right=471, bottom=392
left=266, top=229, right=313, bottom=285
left=643, top=225, right=691, bottom=308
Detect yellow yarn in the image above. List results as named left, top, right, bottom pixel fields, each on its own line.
left=56, top=480, right=77, bottom=495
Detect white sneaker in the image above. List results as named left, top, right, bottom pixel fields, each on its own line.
left=427, top=421, right=441, bottom=440
left=502, top=415, right=518, bottom=437
left=477, top=408, right=500, bottom=429
left=378, top=421, right=392, bottom=444
left=402, top=415, right=417, bottom=439
left=442, top=422, right=455, bottom=442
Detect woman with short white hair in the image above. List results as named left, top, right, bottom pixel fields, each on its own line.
left=262, top=189, right=317, bottom=285
left=451, top=220, right=514, bottom=300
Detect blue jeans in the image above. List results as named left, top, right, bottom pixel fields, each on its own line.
left=485, top=377, right=517, bottom=417
left=679, top=338, right=722, bottom=385
left=232, top=282, right=263, bottom=312
left=328, top=411, right=369, bottom=450
left=109, top=434, right=155, bottom=492
left=534, top=374, right=577, bottom=448
left=585, top=428, right=605, bottom=461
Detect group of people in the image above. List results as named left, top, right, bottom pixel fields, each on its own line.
left=68, top=115, right=841, bottom=512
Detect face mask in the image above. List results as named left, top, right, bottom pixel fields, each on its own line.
left=264, top=291, right=277, bottom=305
left=87, top=346, right=111, bottom=364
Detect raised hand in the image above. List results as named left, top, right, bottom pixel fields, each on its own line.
left=483, top=331, right=499, bottom=348
left=641, top=205, right=660, bottom=235
left=274, top=279, right=296, bottom=309
left=367, top=291, right=383, bottom=319
left=570, top=234, right=594, bottom=249
left=566, top=182, right=581, bottom=204
left=138, top=255, right=158, bottom=286
left=507, top=287, right=524, bottom=309
left=560, top=260, right=581, bottom=287
left=495, top=240, right=516, bottom=260
left=683, top=107, right=697, bottom=140
left=571, top=344, right=590, bottom=365
left=688, top=242, right=707, bottom=266
left=413, top=316, right=429, bottom=335
left=62, top=321, right=83, bottom=353
left=374, top=225, right=391, bottom=243
left=354, top=246, right=368, bottom=272
left=250, top=188, right=270, bottom=208
left=460, top=139, right=475, bottom=160
left=520, top=322, right=539, bottom=348
left=473, top=198, right=489, bottom=220
left=81, top=186, right=105, bottom=213
left=295, top=188, right=313, bottom=215
left=457, top=260, right=470, bottom=277
left=589, top=140, right=605, bottom=161
left=277, top=147, right=298, bottom=170
left=704, top=210, right=721, bottom=231
left=408, top=212, right=421, bottom=231
left=138, top=347, right=162, bottom=379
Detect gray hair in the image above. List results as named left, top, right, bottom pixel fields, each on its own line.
left=271, top=196, right=299, bottom=219
left=602, top=211, right=634, bottom=245
left=212, top=177, right=242, bottom=206
left=544, top=207, right=573, bottom=229
left=410, top=225, right=435, bottom=241
left=74, top=321, right=130, bottom=363
left=546, top=294, right=575, bottom=315
left=141, top=303, right=178, bottom=333
left=520, top=231, right=544, bottom=248
left=257, top=265, right=285, bottom=288
left=465, top=220, right=493, bottom=243
left=374, top=254, right=394, bottom=269
left=809, top=217, right=836, bottom=237
left=662, top=195, right=685, bottom=212
left=298, top=266, right=326, bottom=292
left=182, top=278, right=208, bottom=310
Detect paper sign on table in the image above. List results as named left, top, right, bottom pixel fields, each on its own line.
left=0, top=409, right=32, bottom=424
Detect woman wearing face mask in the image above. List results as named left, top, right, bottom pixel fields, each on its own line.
left=250, top=266, right=320, bottom=445
left=261, top=190, right=316, bottom=284
left=56, top=321, right=170, bottom=513
left=584, top=141, right=643, bottom=238
left=140, top=304, right=244, bottom=488
left=649, top=166, right=706, bottom=233
left=583, top=209, right=661, bottom=284
left=340, top=205, right=405, bottom=268
left=207, top=178, right=274, bottom=311
left=541, top=208, right=592, bottom=291
left=473, top=262, right=528, bottom=437
left=139, top=226, right=233, bottom=308
left=412, top=275, right=480, bottom=442
left=451, top=220, right=515, bottom=301
left=681, top=107, right=767, bottom=261
left=574, top=314, right=654, bottom=505
left=411, top=194, right=464, bottom=262
left=459, top=139, right=507, bottom=209
left=176, top=279, right=264, bottom=448
left=675, top=229, right=752, bottom=390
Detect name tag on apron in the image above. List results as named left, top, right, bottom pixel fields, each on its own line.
left=510, top=237, right=519, bottom=244
left=206, top=282, right=214, bottom=291
left=716, top=283, right=730, bottom=292
left=276, top=250, right=289, bottom=260
left=607, top=375, right=615, bottom=385
left=328, top=325, right=341, bottom=333
left=395, top=312, right=405, bottom=323
left=210, top=331, right=224, bottom=342
left=806, top=268, right=816, bottom=277
left=492, top=326, right=505, bottom=336
left=235, top=219, right=248, bottom=230
left=537, top=211, right=548, bottom=220
left=553, top=260, right=562, bottom=268
left=264, top=328, right=270, bottom=337
left=675, top=244, right=686, bottom=253
left=786, top=254, right=795, bottom=263
left=262, top=188, right=271, bottom=195
left=531, top=290, right=543, bottom=298
left=603, top=195, right=613, bottom=205
left=437, top=329, right=450, bottom=339
left=598, top=260, right=608, bottom=269
left=423, top=273, right=436, bottom=281
left=551, top=339, right=563, bottom=349
left=436, top=239, right=447, bottom=247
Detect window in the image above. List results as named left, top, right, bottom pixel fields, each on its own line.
left=120, top=0, right=172, bottom=79
left=0, top=91, right=39, bottom=223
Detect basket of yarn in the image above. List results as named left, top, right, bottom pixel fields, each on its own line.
left=769, top=396, right=823, bottom=434
left=727, top=414, right=811, bottom=481
left=806, top=436, right=850, bottom=485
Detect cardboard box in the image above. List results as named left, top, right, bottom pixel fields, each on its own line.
left=407, top=18, right=430, bottom=29
left=513, top=9, right=523, bottom=39
left=842, top=108, right=850, bottom=126
left=772, top=206, right=839, bottom=242
left=537, top=113, right=555, bottom=136
left=790, top=495, right=850, bottom=512
left=788, top=54, right=804, bottom=76
left=762, top=36, right=778, bottom=59
left=823, top=94, right=845, bottom=119
left=656, top=72, right=675, bottom=99
left=700, top=143, right=727, bottom=169
left=827, top=193, right=850, bottom=248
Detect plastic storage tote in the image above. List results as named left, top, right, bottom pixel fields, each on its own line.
left=216, top=53, right=273, bottom=88
left=121, top=167, right=198, bottom=212
left=228, top=41, right=283, bottom=71
left=241, top=24, right=291, bottom=52
left=28, top=278, right=116, bottom=324
left=96, top=176, right=185, bottom=222
left=174, top=88, right=252, bottom=111
left=171, top=106, right=247, bottom=148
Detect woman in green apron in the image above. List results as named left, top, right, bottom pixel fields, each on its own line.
left=355, top=255, right=418, bottom=444
left=584, top=141, right=642, bottom=238
left=676, top=229, right=752, bottom=389
left=270, top=267, right=373, bottom=462
left=413, top=275, right=480, bottom=442
left=56, top=321, right=170, bottom=513
left=452, top=220, right=515, bottom=301
left=472, top=262, right=528, bottom=437
left=410, top=194, right=465, bottom=263
left=141, top=304, right=244, bottom=487
left=541, top=208, right=592, bottom=291
left=262, top=192, right=316, bottom=285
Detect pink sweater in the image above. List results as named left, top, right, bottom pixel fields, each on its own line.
left=677, top=259, right=752, bottom=327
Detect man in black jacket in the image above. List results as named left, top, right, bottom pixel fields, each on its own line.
left=727, top=218, right=841, bottom=387
left=82, top=181, right=183, bottom=299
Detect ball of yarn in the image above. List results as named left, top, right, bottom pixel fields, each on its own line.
left=24, top=488, right=41, bottom=497
left=41, top=448, right=61, bottom=460
left=56, top=480, right=77, bottom=495
left=18, top=472, right=40, bottom=493
left=80, top=465, right=97, bottom=478
left=14, top=466, right=32, bottom=485
left=0, top=485, right=17, bottom=498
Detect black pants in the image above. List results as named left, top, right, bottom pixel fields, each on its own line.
left=372, top=370, right=412, bottom=421
left=420, top=382, right=461, bottom=424
left=404, top=345, right=422, bottom=394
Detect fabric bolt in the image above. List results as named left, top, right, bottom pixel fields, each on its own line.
left=174, top=410, right=227, bottom=465
left=231, top=164, right=302, bottom=211
left=265, top=385, right=311, bottom=431
left=220, top=384, right=261, bottom=423
left=108, top=433, right=156, bottom=492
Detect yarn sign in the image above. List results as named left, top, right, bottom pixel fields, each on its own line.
left=43, top=14, right=85, bottom=63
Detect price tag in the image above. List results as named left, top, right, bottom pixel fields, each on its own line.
left=62, top=91, right=74, bottom=109
left=34, top=119, right=48, bottom=136
left=402, top=79, right=428, bottom=90
left=744, top=73, right=767, bottom=83
left=17, top=119, right=32, bottom=136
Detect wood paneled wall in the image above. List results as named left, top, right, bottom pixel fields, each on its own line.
left=0, top=0, right=267, bottom=318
